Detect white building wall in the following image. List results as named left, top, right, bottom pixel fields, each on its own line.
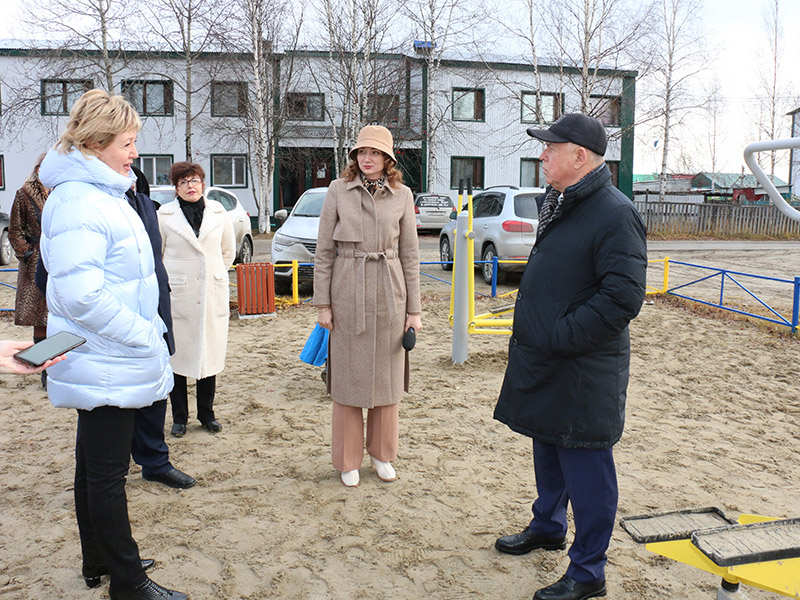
left=427, top=63, right=624, bottom=196
left=0, top=53, right=258, bottom=215
left=792, top=111, right=799, bottom=199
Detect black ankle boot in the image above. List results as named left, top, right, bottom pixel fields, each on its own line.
left=83, top=559, right=155, bottom=588
left=109, top=577, right=187, bottom=600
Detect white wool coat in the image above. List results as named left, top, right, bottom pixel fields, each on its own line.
left=157, top=199, right=236, bottom=379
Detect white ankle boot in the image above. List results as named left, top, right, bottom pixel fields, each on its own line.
left=341, top=469, right=360, bottom=487
left=370, top=456, right=397, bottom=482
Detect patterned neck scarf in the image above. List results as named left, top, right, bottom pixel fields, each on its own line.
left=360, top=173, right=386, bottom=196
left=536, top=188, right=564, bottom=239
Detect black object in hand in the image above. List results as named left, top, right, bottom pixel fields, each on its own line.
left=402, top=328, right=416, bottom=351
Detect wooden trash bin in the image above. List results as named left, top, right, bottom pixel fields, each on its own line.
left=235, top=262, right=276, bottom=317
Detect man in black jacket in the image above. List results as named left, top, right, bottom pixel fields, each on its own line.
left=493, top=114, right=647, bottom=600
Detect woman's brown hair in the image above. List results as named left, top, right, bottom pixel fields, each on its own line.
left=169, top=161, right=206, bottom=186
left=341, top=153, right=404, bottom=187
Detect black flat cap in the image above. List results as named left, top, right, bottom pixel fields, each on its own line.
left=526, top=113, right=607, bottom=156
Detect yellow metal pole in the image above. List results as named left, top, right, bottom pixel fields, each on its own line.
left=663, top=256, right=670, bottom=293
left=466, top=179, right=475, bottom=329
left=449, top=183, right=465, bottom=325
left=291, top=260, right=299, bottom=304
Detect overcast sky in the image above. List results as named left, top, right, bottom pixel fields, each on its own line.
left=1, top=0, right=798, bottom=178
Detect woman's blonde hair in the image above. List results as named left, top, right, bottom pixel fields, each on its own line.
left=341, top=153, right=404, bottom=187
left=56, top=89, right=141, bottom=156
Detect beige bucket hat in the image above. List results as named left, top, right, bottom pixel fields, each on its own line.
left=348, top=125, right=396, bottom=162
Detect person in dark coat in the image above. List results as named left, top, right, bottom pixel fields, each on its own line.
left=9, top=153, right=49, bottom=386
left=35, top=166, right=195, bottom=493
left=493, top=114, right=647, bottom=600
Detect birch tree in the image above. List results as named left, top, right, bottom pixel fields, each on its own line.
left=217, top=0, right=304, bottom=231
left=543, top=0, right=653, bottom=113
left=754, top=0, right=790, bottom=177
left=138, top=0, right=232, bottom=159
left=652, top=0, right=705, bottom=201
left=313, top=0, right=402, bottom=173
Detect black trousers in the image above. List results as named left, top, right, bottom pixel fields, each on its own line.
left=170, top=374, right=216, bottom=425
left=75, top=406, right=146, bottom=590
left=131, top=399, right=172, bottom=478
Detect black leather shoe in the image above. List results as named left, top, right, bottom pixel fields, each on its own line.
left=109, top=577, right=187, bottom=600
left=143, top=467, right=196, bottom=489
left=201, top=419, right=222, bottom=433
left=495, top=528, right=567, bottom=555
left=83, top=559, right=155, bottom=588
left=533, top=575, right=606, bottom=600
left=170, top=423, right=186, bottom=437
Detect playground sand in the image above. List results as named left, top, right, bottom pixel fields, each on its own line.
left=1, top=248, right=799, bottom=599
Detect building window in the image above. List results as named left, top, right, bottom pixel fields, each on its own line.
left=134, top=155, right=173, bottom=186
left=211, top=81, right=248, bottom=117
left=452, top=88, right=485, bottom=122
left=450, top=156, right=484, bottom=189
left=607, top=161, right=620, bottom=187
left=41, top=79, right=92, bottom=115
left=589, top=95, right=621, bottom=127
left=286, top=93, right=324, bottom=121
left=0, top=155, right=5, bottom=190
left=520, top=158, right=545, bottom=188
left=368, top=94, right=400, bottom=123
left=121, top=80, right=174, bottom=116
left=211, top=154, right=248, bottom=188
left=521, top=92, right=562, bottom=124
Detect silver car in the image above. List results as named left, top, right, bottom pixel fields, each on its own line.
left=271, top=187, right=328, bottom=295
left=0, top=211, right=10, bottom=265
left=415, top=193, right=454, bottom=232
left=439, top=185, right=543, bottom=284
left=150, top=185, right=254, bottom=264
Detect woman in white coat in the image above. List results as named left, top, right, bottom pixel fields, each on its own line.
left=157, top=161, right=236, bottom=437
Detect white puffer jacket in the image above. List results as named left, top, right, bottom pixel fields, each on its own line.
left=39, top=148, right=173, bottom=410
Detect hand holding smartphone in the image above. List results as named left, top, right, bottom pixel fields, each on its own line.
left=13, top=331, right=86, bottom=367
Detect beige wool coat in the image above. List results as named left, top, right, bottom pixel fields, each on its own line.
left=157, top=199, right=236, bottom=380
left=313, top=177, right=421, bottom=409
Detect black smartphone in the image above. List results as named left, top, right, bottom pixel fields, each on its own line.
left=13, top=331, right=86, bottom=367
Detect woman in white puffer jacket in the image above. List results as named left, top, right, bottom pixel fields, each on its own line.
left=39, top=89, right=185, bottom=600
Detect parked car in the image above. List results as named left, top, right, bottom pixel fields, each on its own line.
left=271, top=187, right=328, bottom=295
left=439, top=185, right=544, bottom=284
left=415, top=192, right=454, bottom=232
left=150, top=185, right=254, bottom=264
left=0, top=211, right=11, bottom=265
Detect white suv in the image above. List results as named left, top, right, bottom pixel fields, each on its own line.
left=439, top=185, right=544, bottom=284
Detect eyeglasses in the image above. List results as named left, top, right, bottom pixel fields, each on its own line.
left=177, top=178, right=202, bottom=188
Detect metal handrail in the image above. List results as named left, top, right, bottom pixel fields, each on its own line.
left=743, top=138, right=800, bottom=222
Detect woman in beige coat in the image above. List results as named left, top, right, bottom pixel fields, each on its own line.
left=313, top=125, right=422, bottom=487
left=158, top=161, right=236, bottom=437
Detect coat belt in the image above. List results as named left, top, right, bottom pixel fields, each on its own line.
left=337, top=247, right=399, bottom=334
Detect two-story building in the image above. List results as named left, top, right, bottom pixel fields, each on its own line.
left=0, top=41, right=636, bottom=225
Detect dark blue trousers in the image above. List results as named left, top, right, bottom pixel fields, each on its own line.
left=528, top=440, right=618, bottom=583
left=131, top=399, right=172, bottom=478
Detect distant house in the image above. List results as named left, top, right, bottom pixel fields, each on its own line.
left=691, top=172, right=791, bottom=204
left=632, top=171, right=791, bottom=204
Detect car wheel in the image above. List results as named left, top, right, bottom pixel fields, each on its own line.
left=439, top=236, right=453, bottom=271
left=0, top=231, right=11, bottom=265
left=237, top=236, right=253, bottom=264
left=482, top=243, right=506, bottom=285
left=274, top=278, right=291, bottom=296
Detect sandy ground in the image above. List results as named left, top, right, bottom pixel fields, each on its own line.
left=1, top=243, right=799, bottom=600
